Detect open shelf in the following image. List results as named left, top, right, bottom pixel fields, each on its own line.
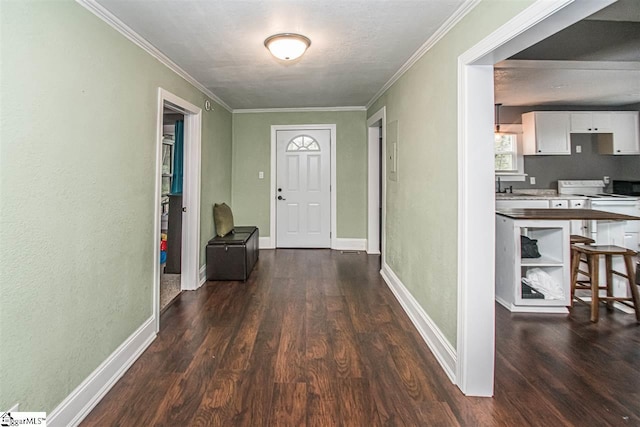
left=496, top=217, right=571, bottom=312
left=520, top=255, right=563, bottom=267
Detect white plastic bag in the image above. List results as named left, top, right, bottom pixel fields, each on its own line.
left=525, top=268, right=564, bottom=300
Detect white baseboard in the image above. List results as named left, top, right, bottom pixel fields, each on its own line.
left=495, top=296, right=568, bottom=314
left=332, top=238, right=367, bottom=251
left=380, top=263, right=457, bottom=383
left=259, top=236, right=274, bottom=249
left=48, top=316, right=156, bottom=427
left=199, top=264, right=206, bottom=286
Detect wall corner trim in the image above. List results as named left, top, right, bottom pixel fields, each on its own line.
left=365, top=0, right=481, bottom=110
left=380, top=263, right=457, bottom=383
left=259, top=237, right=275, bottom=249
left=233, top=106, right=366, bottom=114
left=48, top=316, right=156, bottom=427
left=75, top=0, right=232, bottom=112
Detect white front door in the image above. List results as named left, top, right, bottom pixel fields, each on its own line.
left=276, top=129, right=331, bottom=248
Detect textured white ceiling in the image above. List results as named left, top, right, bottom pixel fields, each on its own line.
left=495, top=0, right=640, bottom=107
left=494, top=60, right=640, bottom=107
left=95, top=0, right=466, bottom=109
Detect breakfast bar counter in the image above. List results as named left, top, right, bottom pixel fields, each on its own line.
left=496, top=208, right=640, bottom=221
left=495, top=209, right=639, bottom=314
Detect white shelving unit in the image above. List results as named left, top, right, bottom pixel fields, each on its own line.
left=496, top=215, right=571, bottom=313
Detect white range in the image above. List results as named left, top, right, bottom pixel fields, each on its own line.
left=557, top=180, right=640, bottom=251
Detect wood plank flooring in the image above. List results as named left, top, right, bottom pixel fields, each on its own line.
left=82, top=249, right=640, bottom=426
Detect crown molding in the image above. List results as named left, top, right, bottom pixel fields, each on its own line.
left=75, top=0, right=233, bottom=113
left=365, top=0, right=481, bottom=110
left=233, top=106, right=367, bottom=114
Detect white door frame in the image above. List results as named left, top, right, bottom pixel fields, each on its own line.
left=456, top=0, right=616, bottom=396
left=154, top=88, right=202, bottom=332
left=270, top=124, right=337, bottom=249
left=367, top=107, right=386, bottom=261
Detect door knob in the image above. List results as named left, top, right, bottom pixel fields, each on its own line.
left=277, top=195, right=286, bottom=200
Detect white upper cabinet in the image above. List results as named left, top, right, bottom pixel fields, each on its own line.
left=597, top=112, right=640, bottom=155
left=522, top=112, right=571, bottom=155
left=570, top=112, right=612, bottom=133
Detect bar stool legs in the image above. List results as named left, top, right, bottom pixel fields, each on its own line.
left=623, top=255, right=640, bottom=322
left=570, top=244, right=640, bottom=323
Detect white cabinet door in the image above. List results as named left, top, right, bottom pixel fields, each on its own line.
left=571, top=112, right=612, bottom=132
left=523, top=112, right=571, bottom=155
left=570, top=112, right=592, bottom=132
left=496, top=199, right=550, bottom=210
left=549, top=200, right=569, bottom=208
left=611, top=112, right=640, bottom=154
left=591, top=112, right=612, bottom=132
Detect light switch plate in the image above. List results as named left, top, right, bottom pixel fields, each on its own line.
left=530, top=177, right=536, bottom=185
left=258, top=171, right=264, bottom=179
left=603, top=176, right=610, bottom=184
left=576, top=145, right=582, bottom=153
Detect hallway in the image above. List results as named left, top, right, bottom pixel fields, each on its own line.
left=82, top=250, right=640, bottom=426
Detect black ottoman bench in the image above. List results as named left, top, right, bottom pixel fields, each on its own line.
left=206, top=226, right=259, bottom=281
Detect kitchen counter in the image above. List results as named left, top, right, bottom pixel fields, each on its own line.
left=496, top=208, right=640, bottom=221
left=495, top=193, right=587, bottom=201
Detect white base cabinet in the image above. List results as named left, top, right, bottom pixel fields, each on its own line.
left=495, top=215, right=571, bottom=313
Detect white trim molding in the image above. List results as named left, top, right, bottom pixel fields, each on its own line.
left=332, top=238, right=367, bottom=251
left=234, top=106, right=366, bottom=114
left=259, top=236, right=275, bottom=249
left=366, top=107, right=386, bottom=259
left=155, top=88, right=202, bottom=333
left=75, top=0, right=232, bottom=112
left=455, top=0, right=616, bottom=397
left=270, top=124, right=338, bottom=249
left=381, top=263, right=457, bottom=382
left=366, top=0, right=481, bottom=109
left=48, top=317, right=156, bottom=427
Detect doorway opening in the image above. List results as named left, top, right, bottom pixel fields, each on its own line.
left=154, top=89, right=202, bottom=332
left=367, top=107, right=386, bottom=264
left=160, top=108, right=184, bottom=311
left=456, top=0, right=617, bottom=396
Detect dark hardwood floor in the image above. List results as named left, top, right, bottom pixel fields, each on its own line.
left=82, top=250, right=640, bottom=426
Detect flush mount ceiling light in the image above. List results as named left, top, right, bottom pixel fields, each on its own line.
left=264, top=33, right=311, bottom=61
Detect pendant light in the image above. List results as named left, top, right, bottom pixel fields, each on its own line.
left=264, top=33, right=311, bottom=61
left=495, top=103, right=502, bottom=133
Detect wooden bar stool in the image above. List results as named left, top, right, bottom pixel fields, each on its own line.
left=569, top=235, right=595, bottom=307
left=570, top=244, right=640, bottom=323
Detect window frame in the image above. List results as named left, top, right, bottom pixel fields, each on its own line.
left=494, top=124, right=526, bottom=182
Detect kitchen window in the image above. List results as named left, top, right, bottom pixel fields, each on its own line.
left=494, top=124, right=526, bottom=181
left=495, top=133, right=517, bottom=172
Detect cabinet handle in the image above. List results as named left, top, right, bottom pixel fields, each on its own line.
left=538, top=150, right=542, bottom=153
left=594, top=128, right=598, bottom=131
left=588, top=128, right=592, bottom=131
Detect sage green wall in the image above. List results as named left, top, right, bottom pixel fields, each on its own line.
left=231, top=111, right=367, bottom=239
left=0, top=1, right=231, bottom=412
left=367, top=0, right=534, bottom=345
